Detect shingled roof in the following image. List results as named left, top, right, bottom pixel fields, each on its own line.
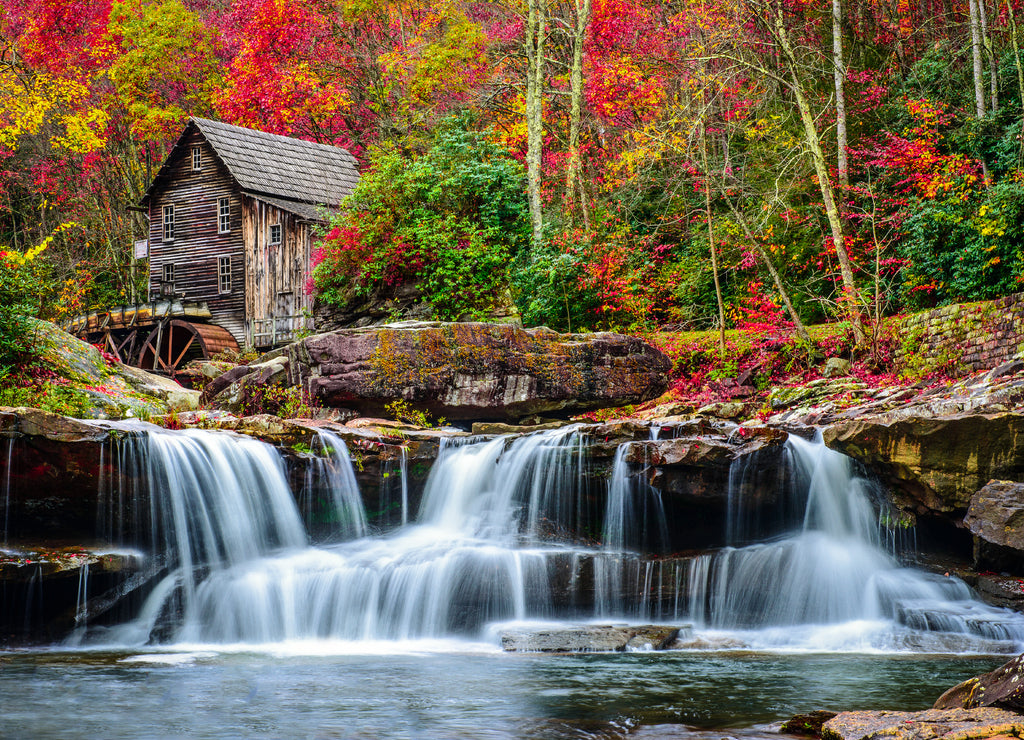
left=141, top=117, right=359, bottom=217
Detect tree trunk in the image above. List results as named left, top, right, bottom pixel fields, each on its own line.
left=978, top=0, right=998, bottom=112
left=1006, top=0, right=1024, bottom=166
left=565, top=0, right=592, bottom=225
left=969, top=0, right=988, bottom=118
left=700, top=128, right=727, bottom=356
left=769, top=0, right=864, bottom=343
left=833, top=0, right=849, bottom=188
left=526, top=0, right=547, bottom=249
left=1007, top=0, right=1024, bottom=103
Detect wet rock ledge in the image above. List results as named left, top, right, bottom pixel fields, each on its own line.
left=0, top=407, right=789, bottom=553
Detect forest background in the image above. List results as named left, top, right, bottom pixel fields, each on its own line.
left=2, top=0, right=1023, bottom=395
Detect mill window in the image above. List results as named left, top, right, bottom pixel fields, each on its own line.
left=160, top=263, right=175, bottom=298
left=269, top=223, right=282, bottom=245
left=162, top=204, right=174, bottom=241
left=218, top=197, right=230, bottom=234
left=192, top=146, right=202, bottom=170
left=218, top=256, right=231, bottom=294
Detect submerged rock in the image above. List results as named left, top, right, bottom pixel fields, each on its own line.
left=822, top=708, right=1024, bottom=740
left=934, top=653, right=1024, bottom=711
left=206, top=321, right=671, bottom=422
left=782, top=710, right=839, bottom=737
left=500, top=624, right=689, bottom=653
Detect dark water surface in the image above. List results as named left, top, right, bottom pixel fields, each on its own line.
left=0, top=648, right=998, bottom=739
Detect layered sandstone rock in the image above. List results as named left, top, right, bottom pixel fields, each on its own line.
left=206, top=321, right=671, bottom=422
left=821, top=413, right=1024, bottom=515
left=935, top=653, right=1024, bottom=712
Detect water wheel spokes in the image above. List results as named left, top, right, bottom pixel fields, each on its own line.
left=138, top=320, right=239, bottom=375
left=103, top=328, right=142, bottom=364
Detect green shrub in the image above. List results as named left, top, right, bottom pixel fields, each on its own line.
left=312, top=115, right=529, bottom=321
left=0, top=242, right=51, bottom=375
left=898, top=181, right=1024, bottom=308
left=0, top=382, right=90, bottom=417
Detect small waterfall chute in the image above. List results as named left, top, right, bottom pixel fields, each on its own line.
left=686, top=431, right=1024, bottom=651
left=300, top=429, right=368, bottom=541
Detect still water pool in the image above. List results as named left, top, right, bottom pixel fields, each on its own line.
left=0, top=647, right=999, bottom=739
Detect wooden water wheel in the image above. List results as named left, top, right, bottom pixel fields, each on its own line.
left=138, top=319, right=239, bottom=374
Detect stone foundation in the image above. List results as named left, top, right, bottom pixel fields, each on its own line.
left=895, top=293, right=1024, bottom=375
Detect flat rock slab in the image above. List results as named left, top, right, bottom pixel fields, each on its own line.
left=822, top=708, right=1024, bottom=740
left=500, top=624, right=688, bottom=653
left=0, top=547, right=144, bottom=580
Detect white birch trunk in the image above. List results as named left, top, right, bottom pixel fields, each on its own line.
left=566, top=0, right=592, bottom=227
left=970, top=0, right=988, bottom=118
left=526, top=0, right=547, bottom=249
left=833, top=0, right=849, bottom=188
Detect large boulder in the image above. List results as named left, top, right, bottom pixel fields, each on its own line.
left=207, top=321, right=671, bottom=422
left=965, top=480, right=1024, bottom=571
left=934, top=653, right=1024, bottom=712
left=26, top=319, right=200, bottom=417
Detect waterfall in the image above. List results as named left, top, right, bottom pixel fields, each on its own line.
left=603, top=443, right=668, bottom=554
left=91, top=427, right=595, bottom=643
left=399, top=446, right=409, bottom=526
left=50, top=422, right=1024, bottom=652
left=102, top=428, right=308, bottom=644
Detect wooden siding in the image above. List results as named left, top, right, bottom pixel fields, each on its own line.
left=242, top=197, right=315, bottom=342
left=147, top=130, right=247, bottom=343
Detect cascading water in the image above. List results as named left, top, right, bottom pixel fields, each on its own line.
left=85, top=426, right=600, bottom=644
left=96, top=427, right=309, bottom=644
left=66, top=422, right=1024, bottom=653
left=686, top=432, right=1024, bottom=651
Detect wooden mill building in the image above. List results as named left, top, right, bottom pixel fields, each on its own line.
left=140, top=117, right=360, bottom=351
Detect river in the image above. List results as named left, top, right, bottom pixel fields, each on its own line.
left=0, top=648, right=997, bottom=739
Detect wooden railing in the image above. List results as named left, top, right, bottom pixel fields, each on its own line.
left=246, top=314, right=314, bottom=348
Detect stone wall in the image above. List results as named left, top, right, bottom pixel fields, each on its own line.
left=895, top=293, right=1024, bottom=375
